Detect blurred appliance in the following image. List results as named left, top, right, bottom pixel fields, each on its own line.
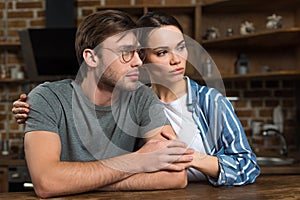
left=19, top=28, right=79, bottom=82
left=8, top=166, right=32, bottom=192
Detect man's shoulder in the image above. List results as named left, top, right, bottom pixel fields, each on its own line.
left=134, top=83, right=157, bottom=99
left=29, top=79, right=74, bottom=100
left=33, top=79, right=73, bottom=92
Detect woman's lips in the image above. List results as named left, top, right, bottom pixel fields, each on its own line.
left=170, top=67, right=184, bottom=74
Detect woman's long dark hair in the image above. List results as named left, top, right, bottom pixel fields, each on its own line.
left=136, top=11, right=184, bottom=61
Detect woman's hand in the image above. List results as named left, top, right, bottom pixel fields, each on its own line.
left=12, top=94, right=29, bottom=124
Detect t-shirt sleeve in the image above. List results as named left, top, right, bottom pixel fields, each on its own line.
left=24, top=84, right=60, bottom=134
left=134, top=85, right=170, bottom=137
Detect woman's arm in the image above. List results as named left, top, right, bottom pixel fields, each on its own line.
left=12, top=94, right=29, bottom=124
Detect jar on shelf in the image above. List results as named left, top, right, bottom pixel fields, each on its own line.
left=234, top=53, right=249, bottom=74
left=203, top=57, right=213, bottom=77
left=1, top=64, right=8, bottom=79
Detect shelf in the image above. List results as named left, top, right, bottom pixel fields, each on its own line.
left=96, top=5, right=197, bottom=17
left=97, top=5, right=145, bottom=16
left=97, top=5, right=199, bottom=40
left=0, top=78, right=29, bottom=83
left=190, top=70, right=300, bottom=81
left=0, top=41, right=21, bottom=50
left=202, top=28, right=300, bottom=48
left=222, top=70, right=300, bottom=80
left=203, top=0, right=300, bottom=13
left=97, top=4, right=196, bottom=9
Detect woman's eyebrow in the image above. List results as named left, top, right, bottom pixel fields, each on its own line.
left=151, top=40, right=185, bottom=51
left=152, top=46, right=169, bottom=51
left=177, top=40, right=185, bottom=46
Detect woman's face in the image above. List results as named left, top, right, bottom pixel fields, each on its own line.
left=144, top=25, right=188, bottom=85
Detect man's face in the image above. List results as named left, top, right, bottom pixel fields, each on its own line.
left=99, top=32, right=143, bottom=91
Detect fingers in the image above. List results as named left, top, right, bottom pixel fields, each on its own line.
left=12, top=100, right=29, bottom=109
left=12, top=107, right=30, bottom=115
left=183, top=148, right=195, bottom=155
left=12, top=94, right=30, bottom=116
left=14, top=113, right=29, bottom=123
left=12, top=93, right=29, bottom=108
left=161, top=131, right=177, bottom=140
left=163, top=148, right=194, bottom=162
left=166, top=139, right=187, bottom=148
left=20, top=93, right=27, bottom=100
left=162, top=163, right=186, bottom=171
left=16, top=118, right=26, bottom=124
left=13, top=112, right=29, bottom=124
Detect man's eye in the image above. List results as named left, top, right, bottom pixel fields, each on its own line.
left=122, top=50, right=131, bottom=55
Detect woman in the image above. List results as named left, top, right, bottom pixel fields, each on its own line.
left=12, top=11, right=260, bottom=186
left=135, top=11, right=260, bottom=186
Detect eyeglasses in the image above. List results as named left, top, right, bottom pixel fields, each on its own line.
left=103, top=47, right=142, bottom=63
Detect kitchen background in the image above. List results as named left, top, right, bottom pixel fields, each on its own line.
left=0, top=0, right=299, bottom=157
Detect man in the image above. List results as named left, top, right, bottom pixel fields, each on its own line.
left=16, top=10, right=193, bottom=198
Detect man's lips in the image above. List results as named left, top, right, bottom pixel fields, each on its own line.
left=126, top=71, right=140, bottom=80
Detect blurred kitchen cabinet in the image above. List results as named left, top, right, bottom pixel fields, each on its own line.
left=97, top=0, right=300, bottom=80
left=0, top=41, right=20, bottom=50
left=0, top=167, right=8, bottom=193
left=0, top=41, right=23, bottom=82
left=97, top=5, right=201, bottom=40
left=200, top=0, right=300, bottom=79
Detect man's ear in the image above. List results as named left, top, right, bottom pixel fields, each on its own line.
left=83, top=49, right=98, bottom=68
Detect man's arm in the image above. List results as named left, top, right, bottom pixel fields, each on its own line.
left=25, top=131, right=131, bottom=198
left=99, top=170, right=187, bottom=191
left=96, top=125, right=189, bottom=191
left=25, top=130, right=193, bottom=198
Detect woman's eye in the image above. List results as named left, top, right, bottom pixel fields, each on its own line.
left=156, top=50, right=168, bottom=57
left=177, top=44, right=186, bottom=51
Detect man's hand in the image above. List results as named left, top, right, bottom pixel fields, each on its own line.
left=12, top=94, right=29, bottom=124
left=135, top=139, right=194, bottom=172
left=102, top=139, right=194, bottom=174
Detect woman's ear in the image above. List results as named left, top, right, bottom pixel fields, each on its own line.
left=83, top=49, right=98, bottom=68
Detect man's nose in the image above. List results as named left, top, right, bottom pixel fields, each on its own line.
left=131, top=51, right=143, bottom=67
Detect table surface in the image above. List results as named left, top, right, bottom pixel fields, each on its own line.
left=0, top=175, right=299, bottom=200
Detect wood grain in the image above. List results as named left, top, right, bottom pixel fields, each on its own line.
left=0, top=175, right=299, bottom=200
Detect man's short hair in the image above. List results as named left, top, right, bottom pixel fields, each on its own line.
left=75, top=10, right=136, bottom=65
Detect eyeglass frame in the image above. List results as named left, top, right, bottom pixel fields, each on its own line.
left=102, top=46, right=143, bottom=64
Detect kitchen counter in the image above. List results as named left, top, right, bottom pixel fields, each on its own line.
left=1, top=154, right=299, bottom=174
left=258, top=151, right=300, bottom=175
left=0, top=157, right=26, bottom=166
left=0, top=175, right=299, bottom=199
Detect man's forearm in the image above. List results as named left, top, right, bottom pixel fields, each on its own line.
left=98, top=170, right=188, bottom=191
left=29, top=156, right=136, bottom=198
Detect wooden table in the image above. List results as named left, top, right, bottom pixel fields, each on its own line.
left=0, top=175, right=299, bottom=199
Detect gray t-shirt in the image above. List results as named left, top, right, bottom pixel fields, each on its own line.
left=25, top=79, right=169, bottom=161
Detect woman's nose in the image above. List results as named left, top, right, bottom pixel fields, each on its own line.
left=170, top=52, right=181, bottom=65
